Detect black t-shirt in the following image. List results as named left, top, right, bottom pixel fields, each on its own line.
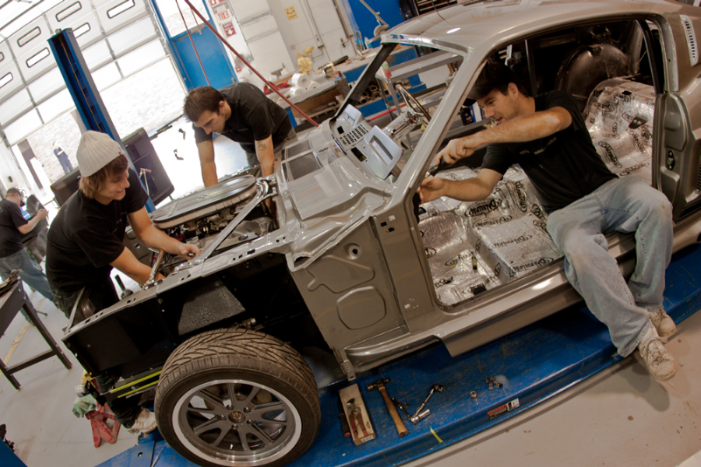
left=46, top=169, right=149, bottom=293
left=0, top=199, right=28, bottom=258
left=481, top=90, right=617, bottom=212
left=193, top=83, right=292, bottom=154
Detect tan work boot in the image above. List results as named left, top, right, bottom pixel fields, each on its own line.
left=637, top=326, right=677, bottom=381
left=127, top=408, right=158, bottom=435
left=649, top=308, right=676, bottom=338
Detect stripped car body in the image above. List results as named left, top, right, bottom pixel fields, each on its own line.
left=62, top=1, right=701, bottom=465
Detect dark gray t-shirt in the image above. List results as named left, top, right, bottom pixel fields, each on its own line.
left=0, top=199, right=27, bottom=258
left=193, top=83, right=292, bottom=154
left=481, top=90, right=616, bottom=212
left=46, top=169, right=149, bottom=293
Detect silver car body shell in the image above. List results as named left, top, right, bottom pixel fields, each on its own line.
left=278, top=0, right=701, bottom=379
left=65, top=0, right=701, bottom=381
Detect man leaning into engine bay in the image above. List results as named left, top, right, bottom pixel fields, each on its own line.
left=419, top=62, right=677, bottom=382
left=45, top=131, right=201, bottom=434
left=184, top=84, right=296, bottom=187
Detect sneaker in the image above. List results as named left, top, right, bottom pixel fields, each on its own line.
left=637, top=326, right=677, bottom=381
left=649, top=308, right=676, bottom=337
left=127, top=408, right=157, bottom=435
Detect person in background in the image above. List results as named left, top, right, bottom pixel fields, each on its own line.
left=53, top=142, right=74, bottom=175
left=0, top=187, right=53, bottom=304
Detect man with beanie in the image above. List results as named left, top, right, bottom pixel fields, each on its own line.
left=46, top=131, right=200, bottom=434
left=0, top=188, right=52, bottom=304
left=419, top=62, right=677, bottom=382
left=183, top=84, right=295, bottom=187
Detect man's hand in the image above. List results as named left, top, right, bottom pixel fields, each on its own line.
left=418, top=177, right=447, bottom=203
left=35, top=208, right=49, bottom=220
left=435, top=134, right=482, bottom=165
left=175, top=242, right=201, bottom=260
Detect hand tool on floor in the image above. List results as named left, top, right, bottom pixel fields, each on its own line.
left=392, top=398, right=430, bottom=424
left=347, top=399, right=368, bottom=438
left=339, top=383, right=376, bottom=445
left=337, top=397, right=351, bottom=437
left=412, top=383, right=446, bottom=420
left=367, top=378, right=408, bottom=437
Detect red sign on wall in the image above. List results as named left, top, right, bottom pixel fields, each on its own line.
left=216, top=9, right=230, bottom=21
left=209, top=0, right=226, bottom=7
left=221, top=21, right=236, bottom=37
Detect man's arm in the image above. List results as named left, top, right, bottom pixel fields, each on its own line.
left=110, top=246, right=157, bottom=285
left=16, top=209, right=48, bottom=234
left=255, top=135, right=275, bottom=177
left=197, top=140, right=219, bottom=187
left=418, top=168, right=503, bottom=203
left=128, top=207, right=201, bottom=259
left=436, top=107, right=573, bottom=165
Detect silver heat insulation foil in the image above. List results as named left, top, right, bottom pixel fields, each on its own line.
left=420, top=166, right=563, bottom=305
left=584, top=79, right=655, bottom=184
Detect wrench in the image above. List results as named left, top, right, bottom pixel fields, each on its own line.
left=412, top=383, right=446, bottom=419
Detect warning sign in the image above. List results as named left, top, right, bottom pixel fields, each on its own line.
left=221, top=21, right=236, bottom=37
left=487, top=398, right=520, bottom=420
left=285, top=6, right=298, bottom=20
left=209, top=0, right=226, bottom=6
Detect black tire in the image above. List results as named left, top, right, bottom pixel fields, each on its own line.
left=155, top=328, right=320, bottom=467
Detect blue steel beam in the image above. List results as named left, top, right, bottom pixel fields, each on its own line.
left=48, top=28, right=155, bottom=212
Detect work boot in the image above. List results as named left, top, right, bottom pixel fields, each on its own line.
left=637, top=326, right=677, bottom=381
left=649, top=308, right=676, bottom=338
left=127, top=408, right=157, bottom=435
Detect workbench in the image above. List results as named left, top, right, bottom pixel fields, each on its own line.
left=98, top=244, right=701, bottom=467
left=0, top=282, right=72, bottom=390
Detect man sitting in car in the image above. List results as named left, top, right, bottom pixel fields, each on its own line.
left=419, top=62, right=677, bottom=381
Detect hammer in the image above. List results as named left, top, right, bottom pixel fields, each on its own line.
left=367, top=378, right=408, bottom=437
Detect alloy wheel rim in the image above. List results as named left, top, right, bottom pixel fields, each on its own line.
left=172, top=379, right=302, bottom=466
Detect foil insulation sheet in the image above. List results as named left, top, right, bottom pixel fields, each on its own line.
left=420, top=166, right=562, bottom=306
left=584, top=79, right=655, bottom=184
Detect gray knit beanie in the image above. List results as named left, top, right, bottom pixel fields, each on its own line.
left=76, top=131, right=122, bottom=177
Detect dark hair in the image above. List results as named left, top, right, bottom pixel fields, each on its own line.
left=183, top=86, right=224, bottom=122
left=6, top=188, right=22, bottom=197
left=494, top=82, right=531, bottom=98
left=80, top=154, right=129, bottom=199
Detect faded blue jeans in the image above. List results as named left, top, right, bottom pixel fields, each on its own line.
left=0, top=248, right=54, bottom=302
left=546, top=176, right=673, bottom=357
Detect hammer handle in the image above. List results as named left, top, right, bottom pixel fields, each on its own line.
left=379, top=386, right=408, bottom=437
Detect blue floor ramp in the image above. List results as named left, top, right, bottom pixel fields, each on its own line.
left=98, top=244, right=701, bottom=467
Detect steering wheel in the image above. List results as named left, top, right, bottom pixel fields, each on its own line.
left=396, top=83, right=431, bottom=123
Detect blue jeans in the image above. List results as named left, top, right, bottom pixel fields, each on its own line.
left=546, top=176, right=673, bottom=357
left=57, top=154, right=73, bottom=174
left=0, top=249, right=54, bottom=302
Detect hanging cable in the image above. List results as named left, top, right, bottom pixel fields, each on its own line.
left=182, top=0, right=320, bottom=127
left=176, top=0, right=210, bottom=86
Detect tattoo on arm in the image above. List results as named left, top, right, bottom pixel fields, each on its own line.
left=257, top=141, right=268, bottom=151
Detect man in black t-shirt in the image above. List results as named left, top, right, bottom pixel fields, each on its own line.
left=184, top=84, right=295, bottom=187
left=419, top=63, right=676, bottom=381
left=46, top=131, right=200, bottom=434
left=0, top=187, right=52, bottom=303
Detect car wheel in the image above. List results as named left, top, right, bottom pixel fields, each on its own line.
left=155, top=328, right=320, bottom=467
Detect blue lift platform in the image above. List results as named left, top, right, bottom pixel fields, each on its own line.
left=99, top=244, right=701, bottom=467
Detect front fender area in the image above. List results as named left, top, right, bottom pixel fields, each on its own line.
left=63, top=295, right=178, bottom=377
